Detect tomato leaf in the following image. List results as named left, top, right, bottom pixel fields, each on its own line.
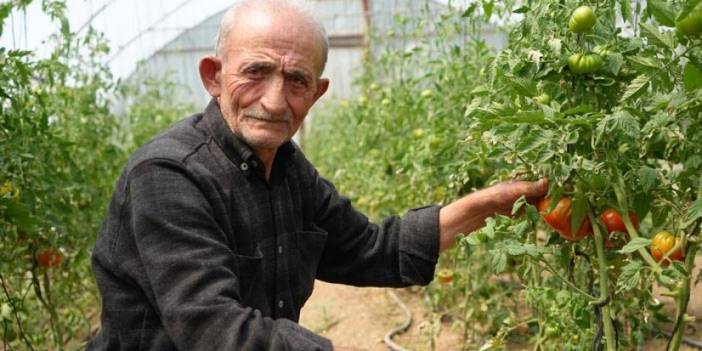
left=617, top=260, right=643, bottom=292
left=570, top=190, right=587, bottom=238
left=506, top=76, right=537, bottom=97
left=632, top=192, right=652, bottom=220
left=596, top=110, right=640, bottom=143
left=640, top=23, right=675, bottom=50
left=603, top=52, right=624, bottom=75
left=618, top=237, right=652, bottom=254
left=638, top=166, right=659, bottom=192
left=683, top=62, right=702, bottom=92
left=620, top=75, right=651, bottom=102
left=619, top=0, right=632, bottom=22
left=683, top=199, right=702, bottom=227
left=491, top=250, right=508, bottom=273
left=511, top=196, right=527, bottom=215
left=647, top=0, right=676, bottom=27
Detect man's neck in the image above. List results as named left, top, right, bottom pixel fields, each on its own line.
left=254, top=147, right=277, bottom=181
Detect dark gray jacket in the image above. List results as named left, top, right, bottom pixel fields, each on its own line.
left=88, top=100, right=440, bottom=350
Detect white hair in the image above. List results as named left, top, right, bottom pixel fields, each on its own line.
left=214, top=0, right=329, bottom=76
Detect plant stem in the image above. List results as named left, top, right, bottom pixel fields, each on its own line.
left=588, top=208, right=616, bottom=351
left=666, top=240, right=699, bottom=351
left=613, top=177, right=662, bottom=273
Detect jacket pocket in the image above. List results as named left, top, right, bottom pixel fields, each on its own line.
left=232, top=245, right=264, bottom=306
left=292, top=230, right=328, bottom=308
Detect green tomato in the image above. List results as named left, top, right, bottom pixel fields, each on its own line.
left=593, top=45, right=611, bottom=57
left=675, top=9, right=702, bottom=37
left=534, top=93, right=551, bottom=105
left=568, top=53, right=603, bottom=74
left=569, top=6, right=596, bottom=33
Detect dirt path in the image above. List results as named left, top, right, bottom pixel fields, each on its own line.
left=299, top=281, right=463, bottom=350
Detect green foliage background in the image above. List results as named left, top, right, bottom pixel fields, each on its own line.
left=0, top=1, right=192, bottom=348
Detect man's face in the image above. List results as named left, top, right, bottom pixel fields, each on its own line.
left=214, top=9, right=328, bottom=152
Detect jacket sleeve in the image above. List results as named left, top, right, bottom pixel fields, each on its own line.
left=127, top=159, right=332, bottom=351
left=305, top=161, right=441, bottom=287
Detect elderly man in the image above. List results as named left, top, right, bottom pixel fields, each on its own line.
left=89, top=0, right=547, bottom=350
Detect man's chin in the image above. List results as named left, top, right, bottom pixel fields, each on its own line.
left=240, top=132, right=288, bottom=151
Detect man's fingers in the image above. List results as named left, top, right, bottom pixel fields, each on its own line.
left=523, top=178, right=549, bottom=204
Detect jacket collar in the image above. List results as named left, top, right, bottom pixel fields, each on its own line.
left=202, top=99, right=296, bottom=177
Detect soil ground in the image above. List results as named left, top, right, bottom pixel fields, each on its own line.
left=300, top=255, right=702, bottom=351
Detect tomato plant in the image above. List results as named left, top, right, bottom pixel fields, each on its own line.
left=0, top=1, right=193, bottom=349
left=310, top=0, right=702, bottom=350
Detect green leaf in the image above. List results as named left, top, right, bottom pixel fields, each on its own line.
left=512, top=196, right=527, bottom=215
left=638, top=166, right=658, bottom=192
left=507, top=76, right=537, bottom=97
left=596, top=110, right=640, bottom=143
left=632, top=192, right=652, bottom=220
left=617, top=260, right=643, bottom=292
left=570, top=190, right=587, bottom=238
left=620, top=75, right=650, bottom=102
left=640, top=23, right=675, bottom=50
left=647, top=0, right=676, bottom=27
left=492, top=251, right=508, bottom=273
left=513, top=5, right=530, bottom=14
left=619, top=0, right=632, bottom=22
left=683, top=199, right=702, bottom=227
left=604, top=52, right=624, bottom=75
left=683, top=62, right=702, bottom=92
left=618, top=237, right=652, bottom=254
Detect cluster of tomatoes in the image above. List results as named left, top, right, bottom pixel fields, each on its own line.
left=566, top=6, right=604, bottom=75
left=538, top=197, right=684, bottom=265
left=565, top=4, right=702, bottom=76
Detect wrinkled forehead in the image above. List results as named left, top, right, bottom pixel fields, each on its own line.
left=223, top=7, right=325, bottom=72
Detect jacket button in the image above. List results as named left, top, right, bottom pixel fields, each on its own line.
left=278, top=300, right=284, bottom=309
left=240, top=163, right=249, bottom=171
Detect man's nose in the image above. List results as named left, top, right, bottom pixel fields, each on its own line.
left=260, top=75, right=287, bottom=116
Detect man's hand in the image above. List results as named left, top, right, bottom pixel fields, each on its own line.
left=438, top=179, right=548, bottom=252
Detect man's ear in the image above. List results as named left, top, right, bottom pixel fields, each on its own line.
left=199, top=56, right=223, bottom=97
left=312, top=78, right=329, bottom=102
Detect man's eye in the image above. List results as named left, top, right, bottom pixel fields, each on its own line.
left=288, top=76, right=308, bottom=88
left=245, top=67, right=266, bottom=79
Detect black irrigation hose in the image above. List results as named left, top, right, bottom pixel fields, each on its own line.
left=383, top=289, right=412, bottom=351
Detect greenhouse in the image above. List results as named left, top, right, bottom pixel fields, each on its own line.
left=1, top=0, right=702, bottom=350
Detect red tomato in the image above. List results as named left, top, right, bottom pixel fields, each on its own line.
left=36, top=249, right=63, bottom=268
left=538, top=197, right=592, bottom=241
left=599, top=208, right=639, bottom=248
left=650, top=231, right=684, bottom=264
